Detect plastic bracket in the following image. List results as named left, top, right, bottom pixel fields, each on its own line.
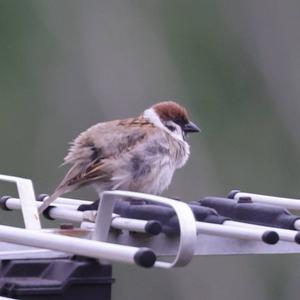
left=92, top=190, right=197, bottom=268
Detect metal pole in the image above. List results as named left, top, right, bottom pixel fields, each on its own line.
left=230, top=191, right=300, bottom=210
left=225, top=220, right=300, bottom=243
left=0, top=225, right=156, bottom=268
left=196, top=222, right=278, bottom=244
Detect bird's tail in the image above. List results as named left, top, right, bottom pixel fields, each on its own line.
left=38, top=188, right=68, bottom=214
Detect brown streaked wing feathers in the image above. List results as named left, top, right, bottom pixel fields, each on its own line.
left=56, top=116, right=155, bottom=190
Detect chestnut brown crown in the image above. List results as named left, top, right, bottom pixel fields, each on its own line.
left=153, top=101, right=200, bottom=133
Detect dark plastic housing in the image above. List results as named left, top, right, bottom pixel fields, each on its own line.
left=0, top=196, right=12, bottom=211
left=0, top=256, right=114, bottom=300
left=113, top=201, right=230, bottom=236
left=199, top=196, right=300, bottom=230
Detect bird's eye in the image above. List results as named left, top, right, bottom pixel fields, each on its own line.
left=166, top=125, right=176, bottom=132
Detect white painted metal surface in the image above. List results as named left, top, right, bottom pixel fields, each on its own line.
left=293, top=219, right=300, bottom=230
left=225, top=220, right=298, bottom=243
left=197, top=222, right=269, bottom=241
left=233, top=191, right=300, bottom=210
left=0, top=244, right=68, bottom=260
left=0, top=175, right=40, bottom=229
left=0, top=225, right=147, bottom=265
left=54, top=197, right=92, bottom=206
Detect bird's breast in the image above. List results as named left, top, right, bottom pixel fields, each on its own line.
left=109, top=134, right=189, bottom=195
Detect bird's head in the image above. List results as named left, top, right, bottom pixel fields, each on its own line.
left=143, top=101, right=200, bottom=141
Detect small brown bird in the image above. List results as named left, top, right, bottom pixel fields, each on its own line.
left=39, top=101, right=200, bottom=213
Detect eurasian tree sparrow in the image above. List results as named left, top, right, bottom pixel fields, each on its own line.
left=39, top=101, right=200, bottom=213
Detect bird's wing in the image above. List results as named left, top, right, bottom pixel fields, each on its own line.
left=63, top=117, right=159, bottom=184
left=38, top=117, right=159, bottom=213
left=64, top=117, right=154, bottom=164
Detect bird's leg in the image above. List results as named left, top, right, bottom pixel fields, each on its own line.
left=78, top=199, right=100, bottom=211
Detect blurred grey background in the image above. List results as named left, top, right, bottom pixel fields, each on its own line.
left=1, top=1, right=300, bottom=299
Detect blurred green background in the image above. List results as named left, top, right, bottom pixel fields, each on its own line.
left=1, top=1, right=300, bottom=299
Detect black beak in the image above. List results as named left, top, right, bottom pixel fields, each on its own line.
left=183, top=121, right=201, bottom=133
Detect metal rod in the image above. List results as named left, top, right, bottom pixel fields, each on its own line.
left=293, top=219, right=300, bottom=231
left=196, top=222, right=278, bottom=244
left=231, top=191, right=300, bottom=210
left=0, top=225, right=156, bottom=267
left=51, top=196, right=92, bottom=206
left=225, top=220, right=300, bottom=243
left=4, top=197, right=77, bottom=211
